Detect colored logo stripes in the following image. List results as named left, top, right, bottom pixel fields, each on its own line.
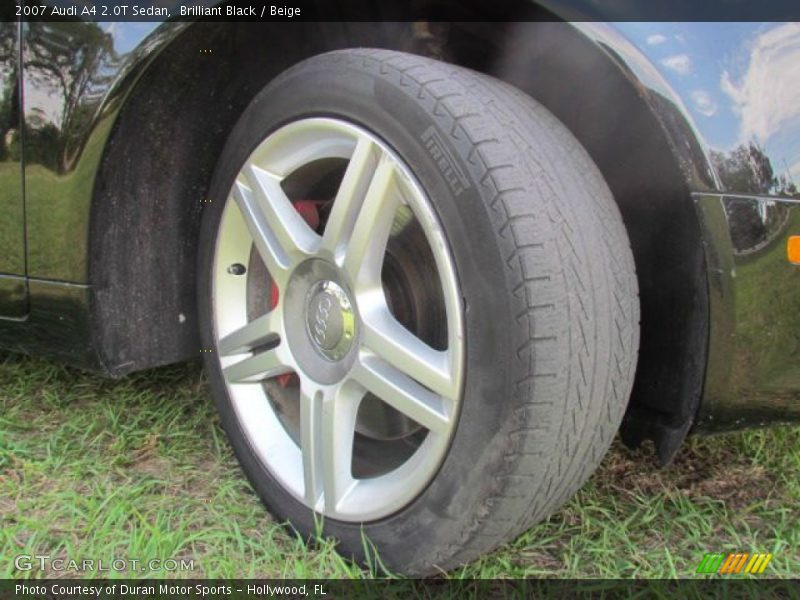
left=696, top=552, right=773, bottom=574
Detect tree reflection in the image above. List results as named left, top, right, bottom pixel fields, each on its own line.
left=712, top=143, right=796, bottom=254
left=24, top=21, right=116, bottom=172
left=0, top=23, right=18, bottom=163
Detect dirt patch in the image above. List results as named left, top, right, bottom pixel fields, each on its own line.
left=131, top=456, right=173, bottom=478
left=0, top=496, right=17, bottom=513
left=512, top=549, right=563, bottom=572
left=596, top=438, right=777, bottom=510
left=683, top=465, right=774, bottom=509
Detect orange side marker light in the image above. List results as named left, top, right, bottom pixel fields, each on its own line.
left=788, top=236, right=800, bottom=265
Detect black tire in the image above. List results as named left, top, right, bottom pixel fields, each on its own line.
left=197, top=48, right=639, bottom=575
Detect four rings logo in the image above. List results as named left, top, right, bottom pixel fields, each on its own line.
left=311, top=294, right=334, bottom=347
left=696, top=552, right=773, bottom=575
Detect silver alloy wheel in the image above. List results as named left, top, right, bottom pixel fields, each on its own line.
left=211, top=118, right=464, bottom=521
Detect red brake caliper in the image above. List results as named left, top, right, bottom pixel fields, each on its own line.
left=272, top=200, right=322, bottom=388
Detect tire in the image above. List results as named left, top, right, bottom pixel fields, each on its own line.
left=197, top=48, right=639, bottom=575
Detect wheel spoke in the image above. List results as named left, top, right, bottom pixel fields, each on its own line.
left=217, top=311, right=280, bottom=357
left=361, top=304, right=457, bottom=399
left=300, top=383, right=360, bottom=513
left=320, top=137, right=380, bottom=262
left=340, top=156, right=401, bottom=289
left=223, top=347, right=291, bottom=383
left=232, top=163, right=319, bottom=285
left=251, top=123, right=355, bottom=177
left=300, top=383, right=323, bottom=507
left=352, top=353, right=451, bottom=433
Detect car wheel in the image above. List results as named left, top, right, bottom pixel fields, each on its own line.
left=197, top=48, right=639, bottom=575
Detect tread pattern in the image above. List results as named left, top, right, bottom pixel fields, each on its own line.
left=270, top=49, right=640, bottom=573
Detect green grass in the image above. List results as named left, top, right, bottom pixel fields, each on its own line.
left=731, top=209, right=800, bottom=392
left=1, top=352, right=798, bottom=579
left=0, top=162, right=25, bottom=272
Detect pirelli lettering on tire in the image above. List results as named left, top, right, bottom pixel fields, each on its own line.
left=421, top=126, right=471, bottom=197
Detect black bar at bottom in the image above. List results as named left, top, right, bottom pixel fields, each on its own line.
left=1, top=579, right=800, bottom=600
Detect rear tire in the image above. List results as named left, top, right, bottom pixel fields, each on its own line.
left=197, top=48, right=639, bottom=575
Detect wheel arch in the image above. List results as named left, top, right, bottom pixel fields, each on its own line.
left=89, top=22, right=401, bottom=376
left=89, top=18, right=711, bottom=462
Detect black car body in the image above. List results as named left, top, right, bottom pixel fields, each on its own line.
left=1, top=7, right=799, bottom=464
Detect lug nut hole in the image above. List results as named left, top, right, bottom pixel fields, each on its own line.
left=227, top=263, right=247, bottom=276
